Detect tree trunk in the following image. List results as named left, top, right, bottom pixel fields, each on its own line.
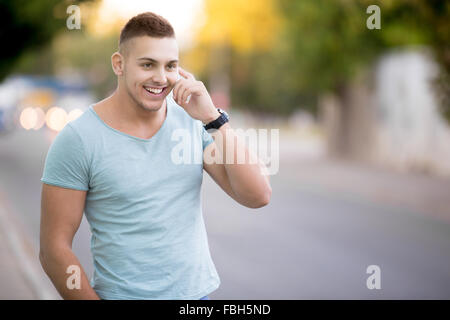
left=320, top=81, right=375, bottom=160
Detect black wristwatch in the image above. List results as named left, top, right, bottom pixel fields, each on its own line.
left=203, top=108, right=229, bottom=130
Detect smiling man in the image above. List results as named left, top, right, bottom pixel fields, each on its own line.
left=39, top=12, right=271, bottom=300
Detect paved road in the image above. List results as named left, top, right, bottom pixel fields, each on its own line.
left=1, top=127, right=450, bottom=299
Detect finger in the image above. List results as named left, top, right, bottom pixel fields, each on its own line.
left=172, top=79, right=184, bottom=103
left=178, top=67, right=195, bottom=80
left=181, top=84, right=202, bottom=104
left=176, top=80, right=196, bottom=105
left=175, top=81, right=188, bottom=105
left=178, top=83, right=193, bottom=105
left=180, top=86, right=193, bottom=105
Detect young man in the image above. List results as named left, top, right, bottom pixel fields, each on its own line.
left=39, top=12, right=271, bottom=300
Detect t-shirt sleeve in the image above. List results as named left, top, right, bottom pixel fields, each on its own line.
left=41, top=124, right=90, bottom=191
left=201, top=125, right=214, bottom=151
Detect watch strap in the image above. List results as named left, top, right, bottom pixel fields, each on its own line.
left=204, top=108, right=229, bottom=130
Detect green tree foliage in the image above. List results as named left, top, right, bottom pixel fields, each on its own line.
left=0, top=0, right=92, bottom=81
left=277, top=0, right=449, bottom=118
left=196, top=0, right=449, bottom=118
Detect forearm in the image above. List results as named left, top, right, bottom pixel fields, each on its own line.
left=210, top=122, right=272, bottom=206
left=39, top=246, right=100, bottom=300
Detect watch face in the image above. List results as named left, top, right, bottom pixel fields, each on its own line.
left=203, top=108, right=230, bottom=131
left=218, top=108, right=229, bottom=119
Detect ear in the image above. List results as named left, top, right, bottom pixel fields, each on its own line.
left=111, top=52, right=124, bottom=76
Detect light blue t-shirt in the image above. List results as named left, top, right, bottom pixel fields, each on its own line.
left=41, top=95, right=221, bottom=299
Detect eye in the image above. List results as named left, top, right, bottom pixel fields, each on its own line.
left=168, top=65, right=176, bottom=70
left=142, top=63, right=153, bottom=68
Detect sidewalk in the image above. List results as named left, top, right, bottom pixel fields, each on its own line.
left=0, top=201, right=59, bottom=299
left=0, top=223, right=35, bottom=299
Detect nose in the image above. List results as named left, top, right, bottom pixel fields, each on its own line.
left=151, top=67, right=167, bottom=85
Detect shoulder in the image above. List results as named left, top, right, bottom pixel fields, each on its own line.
left=46, top=106, right=98, bottom=163
left=62, top=105, right=99, bottom=146
left=67, top=106, right=96, bottom=132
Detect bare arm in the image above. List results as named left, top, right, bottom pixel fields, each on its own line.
left=203, top=122, right=272, bottom=208
left=39, top=184, right=100, bottom=300
left=171, top=67, right=271, bottom=208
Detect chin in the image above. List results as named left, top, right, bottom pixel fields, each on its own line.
left=140, top=99, right=165, bottom=112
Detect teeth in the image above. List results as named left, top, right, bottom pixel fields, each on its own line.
left=145, top=87, right=163, bottom=94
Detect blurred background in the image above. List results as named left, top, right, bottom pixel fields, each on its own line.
left=0, top=0, right=449, bottom=299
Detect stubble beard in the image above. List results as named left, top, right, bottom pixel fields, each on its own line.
left=125, top=81, right=164, bottom=113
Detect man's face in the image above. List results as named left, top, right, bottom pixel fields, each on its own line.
left=120, top=36, right=179, bottom=112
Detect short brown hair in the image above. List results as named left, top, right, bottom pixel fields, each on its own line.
left=119, top=12, right=175, bottom=47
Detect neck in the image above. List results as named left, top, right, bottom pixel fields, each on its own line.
left=108, top=85, right=166, bottom=128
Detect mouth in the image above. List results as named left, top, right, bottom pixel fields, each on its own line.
left=143, top=85, right=168, bottom=97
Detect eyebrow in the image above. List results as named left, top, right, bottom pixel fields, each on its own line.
left=137, top=57, right=178, bottom=64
